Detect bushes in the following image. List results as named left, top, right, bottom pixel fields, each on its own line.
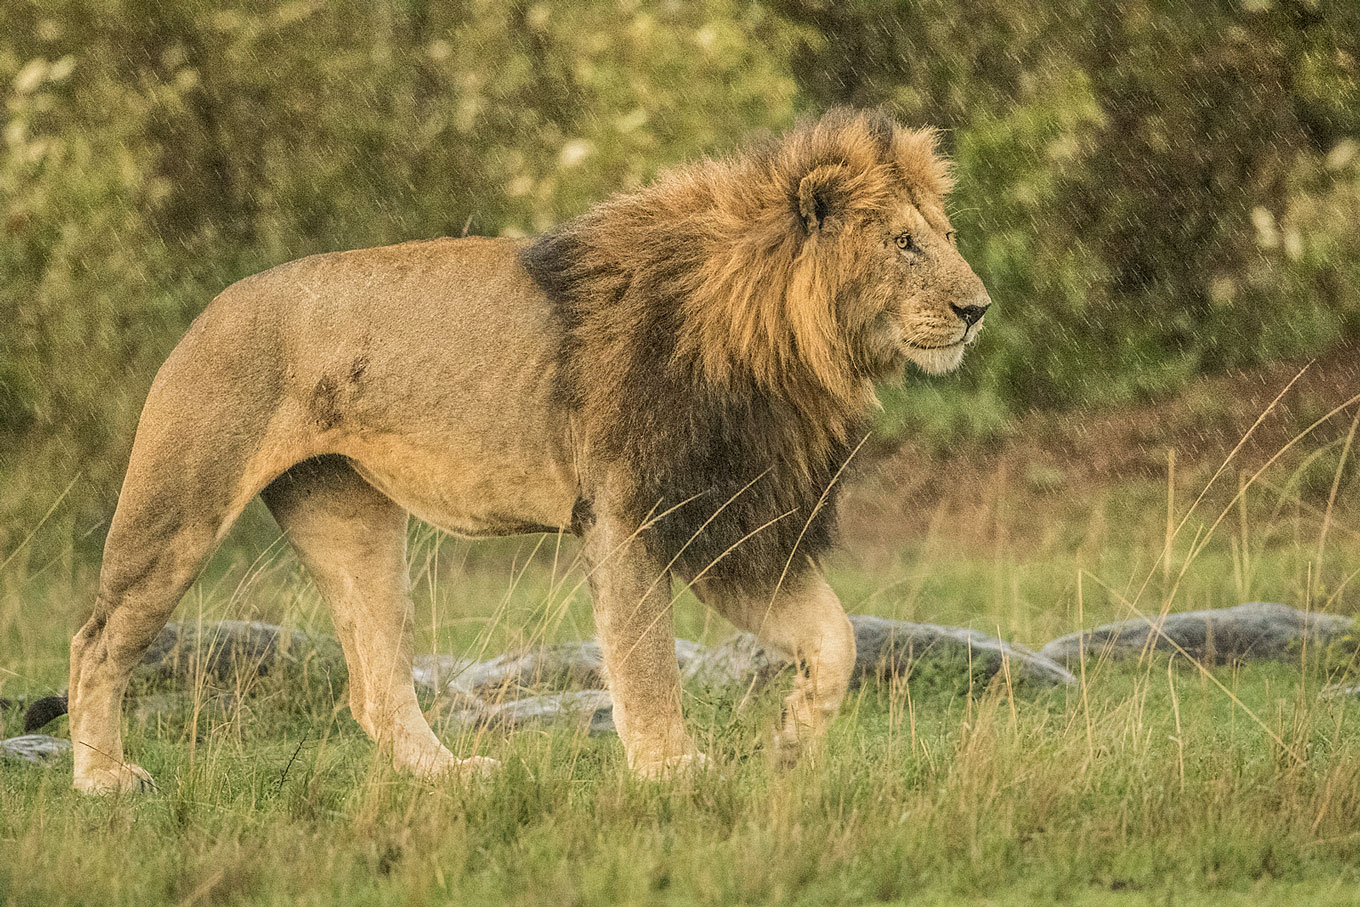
left=779, top=0, right=1360, bottom=423
left=1, top=0, right=1358, bottom=551
left=0, top=0, right=796, bottom=546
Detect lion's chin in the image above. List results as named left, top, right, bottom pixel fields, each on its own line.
left=904, top=343, right=966, bottom=376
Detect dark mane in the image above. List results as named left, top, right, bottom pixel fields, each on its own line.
left=520, top=109, right=951, bottom=590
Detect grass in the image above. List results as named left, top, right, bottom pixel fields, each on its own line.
left=3, top=390, right=1360, bottom=905
left=5, top=653, right=1360, bottom=904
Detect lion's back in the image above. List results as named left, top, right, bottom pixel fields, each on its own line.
left=137, top=235, right=579, bottom=534
left=193, top=235, right=559, bottom=388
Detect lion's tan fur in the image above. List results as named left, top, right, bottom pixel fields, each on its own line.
left=677, top=117, right=953, bottom=404
left=67, top=109, right=989, bottom=793
left=536, top=112, right=955, bottom=454
left=523, top=109, right=983, bottom=592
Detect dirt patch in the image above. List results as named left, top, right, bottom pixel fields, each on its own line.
left=844, top=340, right=1360, bottom=554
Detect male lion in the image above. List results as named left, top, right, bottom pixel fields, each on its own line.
left=68, top=108, right=990, bottom=793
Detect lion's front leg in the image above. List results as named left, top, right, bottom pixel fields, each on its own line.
left=695, top=569, right=856, bottom=765
left=582, top=506, right=701, bottom=778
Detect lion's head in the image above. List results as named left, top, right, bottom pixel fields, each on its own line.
left=799, top=123, right=992, bottom=381
left=529, top=108, right=989, bottom=400
left=522, top=109, right=992, bottom=588
left=671, top=107, right=992, bottom=396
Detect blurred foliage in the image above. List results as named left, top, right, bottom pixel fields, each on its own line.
left=778, top=0, right=1360, bottom=431
left=1, top=0, right=1359, bottom=550
left=0, top=0, right=797, bottom=545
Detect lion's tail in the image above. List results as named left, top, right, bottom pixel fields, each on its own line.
left=22, top=695, right=68, bottom=732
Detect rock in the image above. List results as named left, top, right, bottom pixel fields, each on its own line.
left=851, top=615, right=1076, bottom=686
left=419, top=640, right=705, bottom=734
left=674, top=638, right=705, bottom=668
left=446, top=643, right=605, bottom=699
left=1039, top=602, right=1354, bottom=667
left=137, top=620, right=345, bottom=685
left=412, top=654, right=478, bottom=696
left=684, top=614, right=1076, bottom=690
left=1, top=734, right=72, bottom=765
left=1320, top=682, right=1360, bottom=700
left=433, top=639, right=704, bottom=700
left=10, top=621, right=345, bottom=733
left=476, top=690, right=616, bottom=735
left=682, top=632, right=794, bottom=691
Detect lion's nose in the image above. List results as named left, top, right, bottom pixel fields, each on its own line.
left=950, top=301, right=990, bottom=327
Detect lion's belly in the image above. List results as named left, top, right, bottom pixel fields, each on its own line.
left=249, top=234, right=584, bottom=536
left=342, top=432, right=578, bottom=537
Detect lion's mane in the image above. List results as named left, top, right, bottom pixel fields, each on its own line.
left=522, top=109, right=952, bottom=590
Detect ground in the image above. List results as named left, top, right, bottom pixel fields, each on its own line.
left=2, top=347, right=1359, bottom=906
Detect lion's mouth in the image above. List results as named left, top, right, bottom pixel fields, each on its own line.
left=905, top=339, right=965, bottom=351
left=906, top=330, right=975, bottom=351
left=905, top=323, right=981, bottom=352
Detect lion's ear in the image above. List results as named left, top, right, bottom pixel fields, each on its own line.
left=797, top=164, right=846, bottom=235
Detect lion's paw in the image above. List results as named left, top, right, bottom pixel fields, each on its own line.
left=405, top=746, right=501, bottom=781
left=73, top=762, right=156, bottom=795
left=634, top=751, right=712, bottom=780
left=451, top=755, right=501, bottom=778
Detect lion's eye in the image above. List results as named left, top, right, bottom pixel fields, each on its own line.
left=894, top=233, right=918, bottom=253
left=945, top=230, right=957, bottom=245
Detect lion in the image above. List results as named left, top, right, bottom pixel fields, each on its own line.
left=67, top=108, right=991, bottom=793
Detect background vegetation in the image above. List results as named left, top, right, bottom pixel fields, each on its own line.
left=4, top=5, right=1360, bottom=904
left=2, top=0, right=1359, bottom=551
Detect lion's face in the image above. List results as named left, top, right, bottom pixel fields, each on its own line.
left=848, top=196, right=992, bottom=378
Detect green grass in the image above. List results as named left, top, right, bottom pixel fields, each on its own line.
left=3, top=438, right=1360, bottom=905
left=5, top=657, right=1360, bottom=905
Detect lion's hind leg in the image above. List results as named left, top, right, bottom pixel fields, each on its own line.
left=70, top=407, right=283, bottom=794
left=70, top=523, right=216, bottom=794
left=262, top=457, right=494, bottom=780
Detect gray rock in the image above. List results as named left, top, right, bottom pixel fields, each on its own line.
left=1320, top=682, right=1360, bottom=700
left=674, top=638, right=705, bottom=668
left=682, top=632, right=794, bottom=690
left=1039, top=602, right=1354, bottom=667
left=412, top=654, right=478, bottom=696
left=137, top=620, right=345, bottom=685
left=851, top=615, right=1076, bottom=686
left=435, top=639, right=704, bottom=699
left=449, top=643, right=605, bottom=698
left=1, top=734, right=72, bottom=764
left=684, top=614, right=1076, bottom=690
left=476, top=690, right=616, bottom=735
